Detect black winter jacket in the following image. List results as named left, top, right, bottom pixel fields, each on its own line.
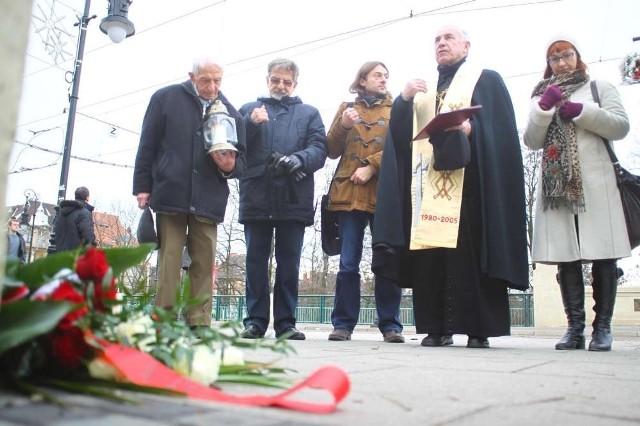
left=54, top=200, right=96, bottom=252
left=238, top=96, right=327, bottom=225
left=132, top=81, right=247, bottom=223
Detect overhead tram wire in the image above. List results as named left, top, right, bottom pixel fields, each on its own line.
left=10, top=140, right=134, bottom=172
left=75, top=111, right=140, bottom=136
left=13, top=0, right=585, bottom=134
left=47, top=0, right=476, bottom=114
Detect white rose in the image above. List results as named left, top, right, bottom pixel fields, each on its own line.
left=221, top=346, right=245, bottom=366
left=87, top=356, right=123, bottom=381
left=115, top=315, right=155, bottom=352
left=173, top=345, right=221, bottom=386
left=111, top=292, right=124, bottom=315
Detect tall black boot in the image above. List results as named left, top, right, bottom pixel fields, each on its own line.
left=589, top=260, right=618, bottom=352
left=555, top=261, right=585, bottom=350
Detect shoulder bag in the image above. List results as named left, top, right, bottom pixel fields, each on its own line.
left=590, top=80, right=640, bottom=249
left=320, top=190, right=341, bottom=256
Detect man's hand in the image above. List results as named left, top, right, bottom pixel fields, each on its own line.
left=446, top=120, right=472, bottom=137
left=136, top=192, right=150, bottom=209
left=250, top=105, right=269, bottom=124
left=401, top=79, right=428, bottom=101
left=210, top=150, right=237, bottom=174
left=341, top=107, right=360, bottom=130
left=350, top=164, right=375, bottom=185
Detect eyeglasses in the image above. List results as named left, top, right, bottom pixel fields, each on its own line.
left=269, top=77, right=294, bottom=87
left=547, top=51, right=576, bottom=65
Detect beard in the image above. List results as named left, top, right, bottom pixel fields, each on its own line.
left=270, top=88, right=287, bottom=100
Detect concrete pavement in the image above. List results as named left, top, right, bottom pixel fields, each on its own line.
left=1, top=325, right=639, bottom=426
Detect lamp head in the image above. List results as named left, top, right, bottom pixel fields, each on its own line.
left=99, top=0, right=135, bottom=43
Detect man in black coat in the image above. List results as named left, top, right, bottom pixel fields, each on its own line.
left=372, top=25, right=529, bottom=349
left=133, top=56, right=246, bottom=329
left=54, top=186, right=97, bottom=252
left=238, top=58, right=327, bottom=340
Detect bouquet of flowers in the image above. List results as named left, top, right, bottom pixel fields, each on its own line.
left=620, top=52, right=640, bottom=84
left=0, top=245, right=349, bottom=413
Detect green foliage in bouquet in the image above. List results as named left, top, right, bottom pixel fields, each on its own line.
left=0, top=244, right=296, bottom=405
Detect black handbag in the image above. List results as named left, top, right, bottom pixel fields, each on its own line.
left=137, top=206, right=159, bottom=249
left=603, top=143, right=640, bottom=250
left=321, top=193, right=341, bottom=256
left=591, top=81, right=640, bottom=249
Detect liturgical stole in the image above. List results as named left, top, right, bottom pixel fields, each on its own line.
left=409, top=63, right=482, bottom=250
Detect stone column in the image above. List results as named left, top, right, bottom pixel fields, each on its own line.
left=0, top=1, right=33, bottom=286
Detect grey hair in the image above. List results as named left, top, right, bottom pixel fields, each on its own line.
left=267, top=58, right=299, bottom=81
left=192, top=56, right=224, bottom=75
left=437, top=25, right=470, bottom=43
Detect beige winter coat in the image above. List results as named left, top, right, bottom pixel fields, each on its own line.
left=523, top=79, right=631, bottom=264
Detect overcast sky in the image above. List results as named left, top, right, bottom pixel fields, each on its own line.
left=9, top=0, right=640, bottom=213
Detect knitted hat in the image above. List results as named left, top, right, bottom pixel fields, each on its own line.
left=545, top=34, right=581, bottom=55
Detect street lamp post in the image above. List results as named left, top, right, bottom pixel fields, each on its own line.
left=57, top=0, right=94, bottom=208
left=48, top=0, right=135, bottom=254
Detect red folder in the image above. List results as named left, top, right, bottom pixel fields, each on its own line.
left=413, top=105, right=482, bottom=141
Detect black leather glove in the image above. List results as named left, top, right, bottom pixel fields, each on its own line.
left=266, top=152, right=306, bottom=181
left=283, top=155, right=306, bottom=182
left=266, top=151, right=285, bottom=169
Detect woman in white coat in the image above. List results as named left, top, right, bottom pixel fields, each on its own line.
left=524, top=36, right=630, bottom=352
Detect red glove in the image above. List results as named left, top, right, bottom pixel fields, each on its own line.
left=538, top=85, right=563, bottom=111
left=559, top=101, right=583, bottom=120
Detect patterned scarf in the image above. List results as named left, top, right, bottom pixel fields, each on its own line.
left=531, top=69, right=589, bottom=213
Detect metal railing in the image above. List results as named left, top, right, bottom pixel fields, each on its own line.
left=208, top=293, right=534, bottom=327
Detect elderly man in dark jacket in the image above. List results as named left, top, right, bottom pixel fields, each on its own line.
left=54, top=186, right=97, bottom=252
left=133, top=56, right=247, bottom=329
left=238, top=58, right=327, bottom=340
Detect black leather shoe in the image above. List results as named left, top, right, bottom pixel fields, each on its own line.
left=240, top=324, right=264, bottom=339
left=276, top=327, right=306, bottom=340
left=421, top=334, right=454, bottom=347
left=467, top=336, right=490, bottom=348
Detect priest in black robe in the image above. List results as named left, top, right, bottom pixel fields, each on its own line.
left=372, top=25, right=529, bottom=348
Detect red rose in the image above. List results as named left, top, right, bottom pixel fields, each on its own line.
left=51, top=281, right=88, bottom=328
left=89, top=278, right=117, bottom=312
left=48, top=326, right=92, bottom=369
left=76, top=248, right=109, bottom=282
left=1, top=285, right=29, bottom=304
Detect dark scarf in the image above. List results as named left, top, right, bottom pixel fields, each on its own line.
left=532, top=69, right=589, bottom=213
left=357, top=94, right=387, bottom=108
left=435, top=57, right=466, bottom=112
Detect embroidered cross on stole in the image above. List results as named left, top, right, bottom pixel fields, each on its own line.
left=409, top=63, right=482, bottom=249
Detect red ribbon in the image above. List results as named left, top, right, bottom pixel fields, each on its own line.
left=101, top=343, right=350, bottom=413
